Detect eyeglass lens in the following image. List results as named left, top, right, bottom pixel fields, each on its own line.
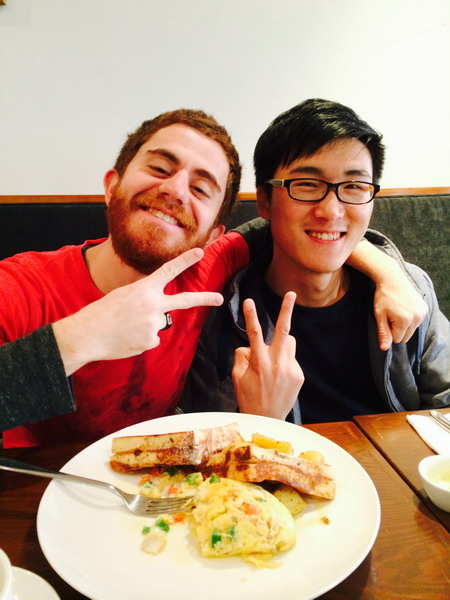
left=290, top=179, right=374, bottom=204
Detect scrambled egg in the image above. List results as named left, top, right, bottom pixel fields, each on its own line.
left=190, top=475, right=296, bottom=568
left=136, top=436, right=331, bottom=567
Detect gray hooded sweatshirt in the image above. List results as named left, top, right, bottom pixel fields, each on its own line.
left=182, top=225, right=450, bottom=423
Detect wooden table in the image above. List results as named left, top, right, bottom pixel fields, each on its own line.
left=354, top=409, right=450, bottom=532
left=1, top=421, right=449, bottom=599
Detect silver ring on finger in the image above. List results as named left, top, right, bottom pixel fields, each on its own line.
left=161, top=312, right=173, bottom=331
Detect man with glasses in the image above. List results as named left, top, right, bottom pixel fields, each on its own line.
left=184, top=99, right=450, bottom=422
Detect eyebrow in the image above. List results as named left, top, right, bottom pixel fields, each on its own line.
left=145, top=149, right=222, bottom=192
left=288, top=165, right=372, bottom=179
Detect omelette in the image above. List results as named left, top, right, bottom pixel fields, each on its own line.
left=190, top=474, right=296, bottom=568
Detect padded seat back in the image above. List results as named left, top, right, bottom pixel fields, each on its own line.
left=0, top=194, right=448, bottom=317
left=0, top=203, right=108, bottom=259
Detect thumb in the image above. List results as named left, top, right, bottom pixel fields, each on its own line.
left=377, top=315, right=392, bottom=351
left=232, top=347, right=251, bottom=379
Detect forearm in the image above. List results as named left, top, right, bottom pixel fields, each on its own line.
left=348, top=238, right=428, bottom=349
left=347, top=238, right=403, bottom=282
left=0, top=325, right=74, bottom=432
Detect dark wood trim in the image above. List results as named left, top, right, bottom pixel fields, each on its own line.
left=237, top=193, right=257, bottom=200
left=0, top=187, right=449, bottom=204
left=377, top=186, right=450, bottom=197
left=0, top=195, right=105, bottom=204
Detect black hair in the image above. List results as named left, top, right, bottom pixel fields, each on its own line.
left=254, top=98, right=385, bottom=187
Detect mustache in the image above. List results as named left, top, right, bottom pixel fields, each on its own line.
left=130, top=191, right=196, bottom=231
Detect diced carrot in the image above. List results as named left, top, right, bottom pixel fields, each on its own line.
left=170, top=513, right=187, bottom=524
left=167, top=485, right=179, bottom=496
left=139, top=474, right=152, bottom=485
left=242, top=502, right=261, bottom=515
left=225, top=491, right=239, bottom=501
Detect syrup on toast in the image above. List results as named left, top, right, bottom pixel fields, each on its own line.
left=203, top=441, right=335, bottom=500
left=110, top=422, right=243, bottom=472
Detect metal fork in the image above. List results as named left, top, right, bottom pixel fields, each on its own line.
left=429, top=410, right=450, bottom=434
left=0, top=457, right=194, bottom=516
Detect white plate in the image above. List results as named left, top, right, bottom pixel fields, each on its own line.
left=37, top=412, right=380, bottom=600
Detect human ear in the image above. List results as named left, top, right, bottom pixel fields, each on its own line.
left=205, top=224, right=225, bottom=246
left=256, top=186, right=271, bottom=220
left=103, top=169, right=120, bottom=205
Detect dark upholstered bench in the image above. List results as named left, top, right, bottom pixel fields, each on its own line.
left=0, top=200, right=108, bottom=258
left=0, top=190, right=448, bottom=317
left=369, top=192, right=449, bottom=319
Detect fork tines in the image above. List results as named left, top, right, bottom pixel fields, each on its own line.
left=141, top=496, right=194, bottom=516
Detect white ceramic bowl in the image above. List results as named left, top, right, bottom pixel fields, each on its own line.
left=418, top=454, right=450, bottom=512
left=0, top=549, right=13, bottom=600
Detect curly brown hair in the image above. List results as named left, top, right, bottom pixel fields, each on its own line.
left=113, top=109, right=241, bottom=226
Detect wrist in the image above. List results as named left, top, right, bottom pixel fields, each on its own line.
left=52, top=313, right=96, bottom=376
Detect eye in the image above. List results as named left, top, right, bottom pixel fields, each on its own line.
left=147, top=158, right=173, bottom=177
left=192, top=185, right=206, bottom=195
left=290, top=179, right=320, bottom=195
left=343, top=182, right=369, bottom=191
left=295, top=179, right=319, bottom=189
left=149, top=165, right=169, bottom=176
left=191, top=180, right=213, bottom=199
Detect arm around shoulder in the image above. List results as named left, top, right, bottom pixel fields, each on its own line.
left=348, top=235, right=428, bottom=350
left=232, top=218, right=272, bottom=260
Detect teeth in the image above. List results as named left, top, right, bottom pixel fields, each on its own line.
left=148, top=208, right=180, bottom=226
left=310, top=231, right=342, bottom=241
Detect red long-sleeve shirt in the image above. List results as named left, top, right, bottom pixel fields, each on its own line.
left=1, top=233, right=249, bottom=447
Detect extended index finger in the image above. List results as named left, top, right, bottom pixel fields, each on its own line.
left=242, top=298, right=266, bottom=356
left=147, top=248, right=205, bottom=288
left=271, top=291, right=296, bottom=352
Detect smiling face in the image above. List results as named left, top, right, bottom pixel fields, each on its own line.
left=104, top=124, right=229, bottom=274
left=258, top=138, right=374, bottom=292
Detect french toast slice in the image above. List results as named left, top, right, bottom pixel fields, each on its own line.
left=203, top=441, right=335, bottom=500
left=110, top=422, right=243, bottom=472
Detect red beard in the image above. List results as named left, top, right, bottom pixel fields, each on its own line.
left=106, top=188, right=214, bottom=274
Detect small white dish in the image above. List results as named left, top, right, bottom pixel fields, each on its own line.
left=418, top=454, right=450, bottom=512
left=11, top=567, right=60, bottom=600
left=0, top=549, right=13, bottom=600
left=0, top=549, right=60, bottom=600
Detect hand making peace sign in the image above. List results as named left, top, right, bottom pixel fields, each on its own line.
left=232, top=291, right=304, bottom=420
left=53, top=248, right=223, bottom=375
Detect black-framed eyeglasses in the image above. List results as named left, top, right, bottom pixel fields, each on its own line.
left=267, top=178, right=380, bottom=205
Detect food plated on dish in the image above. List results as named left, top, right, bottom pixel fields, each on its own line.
left=37, top=412, right=380, bottom=600
left=110, top=423, right=335, bottom=567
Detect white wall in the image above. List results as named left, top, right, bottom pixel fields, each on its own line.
left=0, top=0, right=449, bottom=194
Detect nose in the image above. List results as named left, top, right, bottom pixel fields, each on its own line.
left=158, top=170, right=190, bottom=205
left=314, top=187, right=345, bottom=220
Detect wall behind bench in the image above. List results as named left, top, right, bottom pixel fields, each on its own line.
left=1, top=1, right=449, bottom=194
